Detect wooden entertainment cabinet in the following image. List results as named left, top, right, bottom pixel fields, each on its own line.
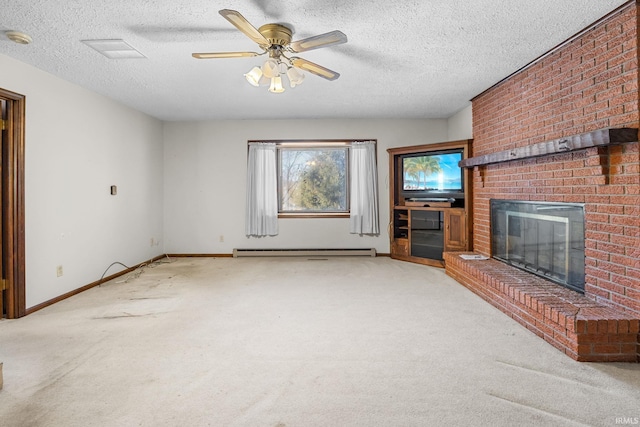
left=388, top=140, right=472, bottom=267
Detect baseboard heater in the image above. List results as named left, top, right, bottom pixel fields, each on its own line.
left=233, top=248, right=376, bottom=257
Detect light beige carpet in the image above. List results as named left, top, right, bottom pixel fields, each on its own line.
left=0, top=257, right=639, bottom=427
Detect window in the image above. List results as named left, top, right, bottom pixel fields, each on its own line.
left=278, top=143, right=349, bottom=216
left=246, top=139, right=379, bottom=234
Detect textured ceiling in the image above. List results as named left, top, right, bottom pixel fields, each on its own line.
left=0, top=0, right=629, bottom=121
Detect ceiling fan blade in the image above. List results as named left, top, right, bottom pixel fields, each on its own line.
left=289, top=30, right=347, bottom=53
left=290, top=57, right=340, bottom=81
left=192, top=51, right=262, bottom=59
left=219, top=9, right=270, bottom=47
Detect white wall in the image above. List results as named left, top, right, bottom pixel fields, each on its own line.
left=1, top=51, right=473, bottom=309
left=163, top=119, right=450, bottom=254
left=447, top=104, right=473, bottom=140
left=1, top=54, right=164, bottom=309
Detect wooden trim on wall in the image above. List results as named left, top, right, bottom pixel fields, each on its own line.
left=0, top=87, right=26, bottom=318
left=25, top=255, right=168, bottom=316
left=165, top=253, right=234, bottom=258
left=386, top=140, right=472, bottom=156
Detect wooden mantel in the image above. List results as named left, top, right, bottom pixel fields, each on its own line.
left=460, top=127, right=638, bottom=168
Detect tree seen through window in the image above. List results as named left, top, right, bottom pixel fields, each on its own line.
left=279, top=147, right=348, bottom=213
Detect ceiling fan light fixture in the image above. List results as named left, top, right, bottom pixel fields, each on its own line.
left=261, top=59, right=279, bottom=78
left=269, top=76, right=285, bottom=93
left=244, top=67, right=263, bottom=87
left=194, top=9, right=345, bottom=93
left=287, top=67, right=305, bottom=88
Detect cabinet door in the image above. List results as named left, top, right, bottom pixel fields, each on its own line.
left=444, top=209, right=467, bottom=251
left=410, top=210, right=444, bottom=260
left=392, top=238, right=409, bottom=257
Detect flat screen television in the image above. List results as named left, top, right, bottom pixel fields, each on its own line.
left=400, top=149, right=464, bottom=201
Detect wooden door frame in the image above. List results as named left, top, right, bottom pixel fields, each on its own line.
left=0, top=87, right=26, bottom=318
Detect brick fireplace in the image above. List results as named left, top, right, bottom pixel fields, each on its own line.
left=445, top=1, right=640, bottom=361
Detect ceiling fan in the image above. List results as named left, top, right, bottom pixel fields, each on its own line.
left=192, top=9, right=347, bottom=92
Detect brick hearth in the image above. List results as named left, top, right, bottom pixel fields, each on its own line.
left=445, top=253, right=639, bottom=362
left=445, top=1, right=640, bottom=362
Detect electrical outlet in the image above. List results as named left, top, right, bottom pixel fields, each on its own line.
left=56, top=265, right=63, bottom=277
left=219, top=235, right=224, bottom=242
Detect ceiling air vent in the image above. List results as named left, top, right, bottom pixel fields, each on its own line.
left=81, top=39, right=146, bottom=59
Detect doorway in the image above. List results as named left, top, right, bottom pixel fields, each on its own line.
left=0, top=88, right=26, bottom=318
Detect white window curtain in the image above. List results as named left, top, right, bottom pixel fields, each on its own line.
left=349, top=141, right=379, bottom=235
left=245, top=142, right=278, bottom=237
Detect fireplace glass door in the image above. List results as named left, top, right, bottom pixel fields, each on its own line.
left=491, top=200, right=585, bottom=293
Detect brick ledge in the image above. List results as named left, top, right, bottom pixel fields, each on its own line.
left=444, top=252, right=639, bottom=362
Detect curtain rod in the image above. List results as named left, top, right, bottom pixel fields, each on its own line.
left=247, top=139, right=377, bottom=144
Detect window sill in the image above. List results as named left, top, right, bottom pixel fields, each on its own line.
left=278, top=212, right=350, bottom=219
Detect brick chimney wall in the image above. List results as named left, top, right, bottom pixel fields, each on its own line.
left=470, top=2, right=640, bottom=315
